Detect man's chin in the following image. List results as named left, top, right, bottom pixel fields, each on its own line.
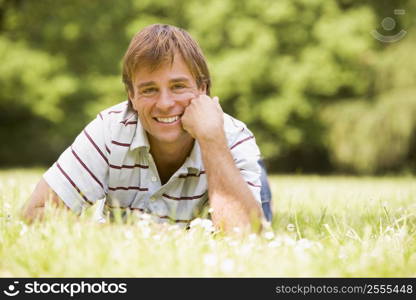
left=149, top=131, right=193, bottom=146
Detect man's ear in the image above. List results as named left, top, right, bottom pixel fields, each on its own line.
left=127, top=88, right=134, bottom=101
left=128, top=89, right=139, bottom=111
left=198, top=83, right=207, bottom=95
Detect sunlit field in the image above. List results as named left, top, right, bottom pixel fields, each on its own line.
left=1, top=169, right=415, bottom=277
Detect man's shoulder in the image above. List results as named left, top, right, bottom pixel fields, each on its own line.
left=223, top=113, right=251, bottom=135
left=224, top=113, right=259, bottom=158
left=98, top=101, right=137, bottom=124
left=223, top=113, right=257, bottom=148
left=99, top=101, right=128, bottom=118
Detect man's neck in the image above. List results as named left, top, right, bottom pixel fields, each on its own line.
left=148, top=136, right=195, bottom=184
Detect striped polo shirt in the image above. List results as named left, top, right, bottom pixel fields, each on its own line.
left=44, top=101, right=262, bottom=225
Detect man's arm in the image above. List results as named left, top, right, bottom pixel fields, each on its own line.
left=21, top=178, right=69, bottom=223
left=182, top=95, right=263, bottom=233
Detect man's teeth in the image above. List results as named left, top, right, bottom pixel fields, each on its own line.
left=156, top=116, right=180, bottom=123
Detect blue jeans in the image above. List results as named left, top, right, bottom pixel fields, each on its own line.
left=258, top=159, right=273, bottom=222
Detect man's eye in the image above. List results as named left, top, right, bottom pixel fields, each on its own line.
left=172, top=84, right=186, bottom=90
left=141, top=88, right=157, bottom=95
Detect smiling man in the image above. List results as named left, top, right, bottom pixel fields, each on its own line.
left=22, top=24, right=271, bottom=232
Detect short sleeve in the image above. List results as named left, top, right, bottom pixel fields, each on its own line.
left=43, top=114, right=109, bottom=214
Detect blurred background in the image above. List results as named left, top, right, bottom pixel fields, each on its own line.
left=0, top=0, right=415, bottom=175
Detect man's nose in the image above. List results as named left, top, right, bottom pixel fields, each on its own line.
left=155, top=89, right=175, bottom=111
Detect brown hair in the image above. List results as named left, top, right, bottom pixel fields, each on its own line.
left=122, top=24, right=211, bottom=100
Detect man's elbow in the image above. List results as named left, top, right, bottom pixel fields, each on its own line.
left=21, top=178, right=65, bottom=223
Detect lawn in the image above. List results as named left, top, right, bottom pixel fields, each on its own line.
left=0, top=169, right=415, bottom=277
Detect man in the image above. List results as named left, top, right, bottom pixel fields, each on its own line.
left=22, top=24, right=272, bottom=232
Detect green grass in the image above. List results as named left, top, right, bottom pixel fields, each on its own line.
left=1, top=169, right=415, bottom=277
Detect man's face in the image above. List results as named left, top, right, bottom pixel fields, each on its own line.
left=130, top=54, right=204, bottom=147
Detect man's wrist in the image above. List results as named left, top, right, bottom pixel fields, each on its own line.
left=196, top=129, right=227, bottom=148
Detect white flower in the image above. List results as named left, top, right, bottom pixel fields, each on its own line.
left=268, top=240, right=281, bottom=248
left=140, top=213, right=152, bottom=221
left=167, top=224, right=181, bottom=232
left=203, top=253, right=218, bottom=266
left=201, top=219, right=214, bottom=232
left=240, top=244, right=253, bottom=255
left=141, top=227, right=151, bottom=238
left=296, top=238, right=313, bottom=249
left=263, top=231, right=275, bottom=240
left=96, top=217, right=106, bottom=224
left=20, top=225, right=28, bottom=236
left=189, top=218, right=202, bottom=228
left=283, top=236, right=296, bottom=246
left=232, top=227, right=241, bottom=234
left=228, top=240, right=238, bottom=247
left=248, top=234, right=257, bottom=241
left=338, top=253, right=348, bottom=260
left=124, top=230, right=133, bottom=240
left=220, top=259, right=235, bottom=273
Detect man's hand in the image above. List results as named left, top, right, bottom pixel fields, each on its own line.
left=181, top=94, right=263, bottom=234
left=181, top=94, right=224, bottom=142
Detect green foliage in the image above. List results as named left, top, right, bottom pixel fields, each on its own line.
left=322, top=89, right=416, bottom=174
left=0, top=37, right=76, bottom=122
left=322, top=34, right=416, bottom=174
left=0, top=0, right=414, bottom=173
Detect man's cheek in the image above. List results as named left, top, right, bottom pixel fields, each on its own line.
left=131, top=99, right=139, bottom=112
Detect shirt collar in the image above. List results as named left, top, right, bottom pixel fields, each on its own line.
left=128, top=114, right=203, bottom=173
left=129, top=119, right=150, bottom=151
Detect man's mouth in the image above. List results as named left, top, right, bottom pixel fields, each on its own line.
left=154, top=115, right=181, bottom=124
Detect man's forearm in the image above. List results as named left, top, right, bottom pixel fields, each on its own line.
left=21, top=178, right=68, bottom=223
left=181, top=94, right=262, bottom=232
left=198, top=134, right=262, bottom=233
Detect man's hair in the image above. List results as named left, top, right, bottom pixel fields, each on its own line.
left=122, top=24, right=211, bottom=99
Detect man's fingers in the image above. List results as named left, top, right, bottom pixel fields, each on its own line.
left=187, top=94, right=220, bottom=106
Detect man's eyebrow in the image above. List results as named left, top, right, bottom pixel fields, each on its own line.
left=136, top=81, right=156, bottom=89
left=170, top=77, right=191, bottom=83
left=136, top=77, right=190, bottom=88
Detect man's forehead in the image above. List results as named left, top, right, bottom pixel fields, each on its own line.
left=136, top=77, right=191, bottom=87
left=132, top=56, right=195, bottom=85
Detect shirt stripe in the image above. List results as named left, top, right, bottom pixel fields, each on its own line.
left=109, top=163, right=148, bottom=169
left=71, top=146, right=104, bottom=190
left=111, top=140, right=131, bottom=147
left=230, top=135, right=254, bottom=150
left=105, top=144, right=111, bottom=154
left=83, top=129, right=108, bottom=164
left=179, top=170, right=206, bottom=178
left=109, top=186, right=148, bottom=191
left=120, top=120, right=138, bottom=125
left=56, top=162, right=92, bottom=205
left=43, top=102, right=262, bottom=223
left=162, top=192, right=206, bottom=201
left=247, top=181, right=261, bottom=188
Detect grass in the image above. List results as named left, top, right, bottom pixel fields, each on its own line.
left=0, top=169, right=415, bottom=277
